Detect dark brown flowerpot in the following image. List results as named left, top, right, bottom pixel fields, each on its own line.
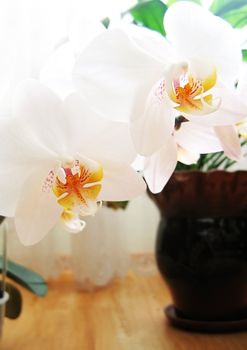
left=149, top=171, right=247, bottom=323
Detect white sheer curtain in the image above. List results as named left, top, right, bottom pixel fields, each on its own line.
left=7, top=194, right=160, bottom=288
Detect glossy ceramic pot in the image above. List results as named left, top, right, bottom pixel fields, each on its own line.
left=149, top=171, right=247, bottom=321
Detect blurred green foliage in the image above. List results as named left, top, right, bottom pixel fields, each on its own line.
left=127, top=0, right=247, bottom=31
left=211, top=0, right=247, bottom=28
left=167, top=0, right=201, bottom=5
left=125, top=0, right=167, bottom=35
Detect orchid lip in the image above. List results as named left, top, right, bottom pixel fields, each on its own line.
left=43, top=158, right=103, bottom=232
left=164, top=62, right=220, bottom=116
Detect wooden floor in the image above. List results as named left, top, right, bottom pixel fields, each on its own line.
left=2, top=272, right=247, bottom=350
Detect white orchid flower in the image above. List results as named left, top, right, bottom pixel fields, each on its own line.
left=0, top=80, right=146, bottom=245
left=72, top=1, right=246, bottom=192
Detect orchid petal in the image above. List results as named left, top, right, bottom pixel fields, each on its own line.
left=0, top=116, right=58, bottom=216
left=117, top=23, right=174, bottom=64
left=130, top=79, right=175, bottom=156
left=99, top=161, right=146, bottom=201
left=175, top=122, right=223, bottom=154
left=177, top=146, right=199, bottom=165
left=69, top=16, right=105, bottom=56
left=132, top=155, right=145, bottom=172
left=0, top=116, right=60, bottom=216
left=144, top=137, right=177, bottom=194
left=73, top=28, right=165, bottom=121
left=214, top=125, right=241, bottom=160
left=14, top=164, right=63, bottom=246
left=0, top=117, right=56, bottom=164
left=12, top=79, right=69, bottom=155
left=63, top=93, right=137, bottom=163
left=164, top=2, right=242, bottom=87
left=40, top=42, right=75, bottom=99
left=0, top=163, right=36, bottom=217
left=91, top=121, right=137, bottom=164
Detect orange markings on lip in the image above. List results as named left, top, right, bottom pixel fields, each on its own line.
left=175, top=79, right=203, bottom=110
left=52, top=162, right=103, bottom=220
left=166, top=65, right=217, bottom=116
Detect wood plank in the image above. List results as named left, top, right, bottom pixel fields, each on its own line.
left=2, top=272, right=247, bottom=350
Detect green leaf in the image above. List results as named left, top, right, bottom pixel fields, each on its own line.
left=126, top=0, right=168, bottom=36
left=167, top=0, right=201, bottom=6
left=210, top=0, right=247, bottom=17
left=210, top=1, right=247, bottom=28
left=0, top=259, right=48, bottom=297
left=222, top=5, right=247, bottom=28
left=242, top=50, right=247, bottom=62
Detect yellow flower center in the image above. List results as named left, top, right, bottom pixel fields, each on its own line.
left=52, top=159, right=103, bottom=225
left=176, top=77, right=203, bottom=107
left=166, top=63, right=218, bottom=116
